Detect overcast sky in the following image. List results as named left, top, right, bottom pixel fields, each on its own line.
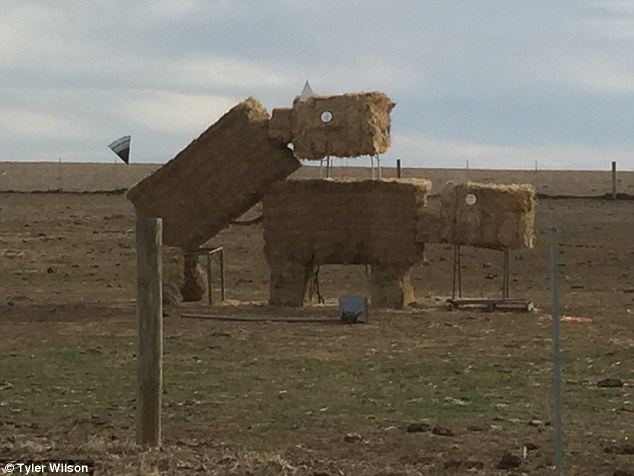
left=3, top=0, right=634, bottom=170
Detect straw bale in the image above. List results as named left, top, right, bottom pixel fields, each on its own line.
left=126, top=97, right=300, bottom=249
left=269, top=107, right=293, bottom=143
left=181, top=255, right=207, bottom=302
left=269, top=260, right=315, bottom=306
left=162, top=246, right=184, bottom=305
left=286, top=92, right=395, bottom=160
left=263, top=179, right=430, bottom=268
left=416, top=182, right=535, bottom=250
left=369, top=264, right=415, bottom=308
left=415, top=195, right=448, bottom=244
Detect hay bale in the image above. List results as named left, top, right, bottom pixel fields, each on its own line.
left=272, top=92, right=394, bottom=160
left=416, top=182, right=535, bottom=250
left=369, top=264, right=415, bottom=309
left=126, top=97, right=300, bottom=249
left=269, top=107, right=293, bottom=143
left=268, top=260, right=316, bottom=306
left=181, top=255, right=207, bottom=302
left=415, top=195, right=448, bottom=244
left=162, top=246, right=184, bottom=305
left=263, top=179, right=430, bottom=268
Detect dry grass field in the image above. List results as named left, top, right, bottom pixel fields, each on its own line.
left=1, top=163, right=633, bottom=475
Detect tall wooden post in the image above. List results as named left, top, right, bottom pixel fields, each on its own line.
left=135, top=217, right=163, bottom=447
left=611, top=161, right=617, bottom=199
left=396, top=159, right=402, bottom=178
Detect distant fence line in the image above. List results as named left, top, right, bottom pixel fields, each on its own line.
left=1, top=161, right=633, bottom=198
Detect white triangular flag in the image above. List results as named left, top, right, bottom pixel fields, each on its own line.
left=299, top=80, right=314, bottom=102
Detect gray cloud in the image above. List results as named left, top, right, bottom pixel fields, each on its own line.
left=2, top=0, right=634, bottom=169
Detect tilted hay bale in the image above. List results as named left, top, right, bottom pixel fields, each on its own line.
left=181, top=255, right=207, bottom=302
left=126, top=97, right=300, bottom=249
left=416, top=182, right=535, bottom=250
left=263, top=179, right=430, bottom=268
left=276, top=92, right=394, bottom=160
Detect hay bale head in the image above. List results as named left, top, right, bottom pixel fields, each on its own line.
left=419, top=182, right=535, bottom=250
left=126, top=98, right=300, bottom=249
left=283, top=92, right=394, bottom=160
left=263, top=179, right=430, bottom=267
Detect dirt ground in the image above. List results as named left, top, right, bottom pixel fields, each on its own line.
left=1, top=174, right=633, bottom=474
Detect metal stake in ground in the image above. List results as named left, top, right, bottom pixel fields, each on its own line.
left=136, top=216, right=163, bottom=447
left=550, top=227, right=564, bottom=475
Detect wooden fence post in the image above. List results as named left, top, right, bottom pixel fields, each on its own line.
left=396, top=159, right=402, bottom=178
left=135, top=216, right=163, bottom=447
left=612, top=161, right=617, bottom=199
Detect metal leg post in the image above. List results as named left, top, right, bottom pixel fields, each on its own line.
left=206, top=253, right=213, bottom=305
left=219, top=248, right=226, bottom=302
left=457, top=245, right=462, bottom=298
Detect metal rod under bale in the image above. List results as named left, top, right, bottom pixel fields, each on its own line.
left=135, top=217, right=163, bottom=447
left=452, top=245, right=463, bottom=300
left=206, top=253, right=213, bottom=305
left=181, top=313, right=337, bottom=323
left=549, top=227, right=564, bottom=475
left=458, top=246, right=462, bottom=297
left=219, top=248, right=226, bottom=302
left=503, top=248, right=510, bottom=299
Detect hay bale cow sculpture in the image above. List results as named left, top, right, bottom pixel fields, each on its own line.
left=126, top=90, right=536, bottom=308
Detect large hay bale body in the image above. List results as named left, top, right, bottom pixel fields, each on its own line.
left=264, top=179, right=430, bottom=267
left=270, top=92, right=394, bottom=160
left=416, top=182, right=535, bottom=250
left=264, top=179, right=429, bottom=308
left=126, top=98, right=300, bottom=249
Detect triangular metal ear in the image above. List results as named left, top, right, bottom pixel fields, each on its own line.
left=108, top=135, right=131, bottom=164
left=298, top=80, right=314, bottom=102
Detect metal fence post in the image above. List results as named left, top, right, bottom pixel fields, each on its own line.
left=550, top=227, right=564, bottom=475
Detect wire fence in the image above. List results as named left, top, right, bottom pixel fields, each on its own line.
left=0, top=160, right=633, bottom=198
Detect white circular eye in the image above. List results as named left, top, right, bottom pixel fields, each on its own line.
left=321, top=111, right=333, bottom=123
left=465, top=193, right=477, bottom=206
